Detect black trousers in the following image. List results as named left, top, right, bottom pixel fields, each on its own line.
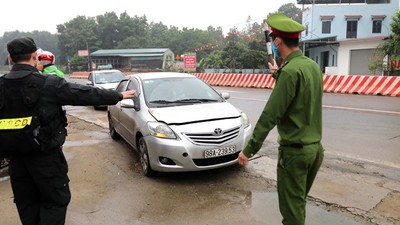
left=9, top=148, right=71, bottom=225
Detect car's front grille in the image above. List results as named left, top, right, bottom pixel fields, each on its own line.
left=184, top=126, right=240, bottom=145
left=193, top=152, right=239, bottom=166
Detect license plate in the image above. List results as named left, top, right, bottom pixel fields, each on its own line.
left=204, top=145, right=236, bottom=158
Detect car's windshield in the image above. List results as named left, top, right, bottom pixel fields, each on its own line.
left=94, top=71, right=125, bottom=84
left=143, top=77, right=224, bottom=108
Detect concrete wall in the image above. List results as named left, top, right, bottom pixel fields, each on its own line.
left=301, top=0, right=397, bottom=41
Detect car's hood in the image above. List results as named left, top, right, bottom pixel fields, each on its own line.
left=148, top=102, right=241, bottom=124
left=96, top=83, right=118, bottom=89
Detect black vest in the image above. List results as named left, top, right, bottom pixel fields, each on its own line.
left=0, top=71, right=47, bottom=156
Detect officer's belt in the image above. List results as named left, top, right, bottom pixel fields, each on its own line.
left=280, top=142, right=320, bottom=148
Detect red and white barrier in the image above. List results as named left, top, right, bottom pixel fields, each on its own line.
left=70, top=72, right=399, bottom=97
left=323, top=75, right=400, bottom=96
left=192, top=73, right=276, bottom=89
left=192, top=73, right=400, bottom=97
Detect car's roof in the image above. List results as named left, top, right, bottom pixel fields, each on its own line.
left=92, top=69, right=122, bottom=74
left=129, top=72, right=195, bottom=80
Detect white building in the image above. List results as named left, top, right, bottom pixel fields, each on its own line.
left=298, top=0, right=397, bottom=75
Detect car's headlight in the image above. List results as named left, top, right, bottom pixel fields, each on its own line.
left=147, top=122, right=177, bottom=139
left=241, top=112, right=250, bottom=128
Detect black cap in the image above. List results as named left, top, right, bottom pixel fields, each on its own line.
left=7, top=37, right=37, bottom=55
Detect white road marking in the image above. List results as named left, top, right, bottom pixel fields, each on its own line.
left=230, top=97, right=400, bottom=116
left=324, top=105, right=400, bottom=116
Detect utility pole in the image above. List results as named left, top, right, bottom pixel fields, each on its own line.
left=86, top=41, right=91, bottom=71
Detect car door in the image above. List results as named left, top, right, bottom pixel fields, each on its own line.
left=110, top=80, right=129, bottom=135
left=118, top=78, right=140, bottom=147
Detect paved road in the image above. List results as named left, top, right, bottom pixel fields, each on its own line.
left=214, top=86, right=400, bottom=168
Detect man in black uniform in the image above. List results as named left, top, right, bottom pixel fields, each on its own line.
left=0, top=37, right=135, bottom=225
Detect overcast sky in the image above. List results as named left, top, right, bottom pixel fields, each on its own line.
left=1, top=0, right=298, bottom=36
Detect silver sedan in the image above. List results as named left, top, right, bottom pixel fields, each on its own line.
left=108, top=72, right=252, bottom=176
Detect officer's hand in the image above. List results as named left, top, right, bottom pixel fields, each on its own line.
left=237, top=151, right=249, bottom=166
left=268, top=59, right=278, bottom=73
left=121, top=90, right=136, bottom=99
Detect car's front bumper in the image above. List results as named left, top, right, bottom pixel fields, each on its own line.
left=144, top=124, right=252, bottom=172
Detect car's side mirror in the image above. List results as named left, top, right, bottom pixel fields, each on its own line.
left=120, top=95, right=141, bottom=111
left=221, top=92, right=230, bottom=100
left=120, top=99, right=135, bottom=108
left=86, top=81, right=93, bottom=86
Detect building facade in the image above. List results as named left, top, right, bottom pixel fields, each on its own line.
left=298, top=0, right=398, bottom=75
left=90, top=48, right=175, bottom=71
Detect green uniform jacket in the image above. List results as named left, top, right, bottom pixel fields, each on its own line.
left=243, top=50, right=323, bottom=158
left=43, top=65, right=64, bottom=78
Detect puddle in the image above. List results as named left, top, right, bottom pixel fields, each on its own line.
left=249, top=192, right=365, bottom=225
left=0, top=175, right=10, bottom=183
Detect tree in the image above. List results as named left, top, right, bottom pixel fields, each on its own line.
left=241, top=50, right=267, bottom=73
left=269, top=3, right=302, bottom=23
left=0, top=31, right=58, bottom=66
left=376, top=9, right=400, bottom=75
left=221, top=28, right=248, bottom=72
left=203, top=50, right=223, bottom=72
left=96, top=12, right=120, bottom=49
left=57, top=16, right=99, bottom=65
left=69, top=54, right=88, bottom=71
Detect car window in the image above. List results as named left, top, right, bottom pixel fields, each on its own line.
left=116, top=80, right=129, bottom=92
left=143, top=77, right=224, bottom=107
left=94, top=71, right=125, bottom=84
left=127, top=78, right=139, bottom=92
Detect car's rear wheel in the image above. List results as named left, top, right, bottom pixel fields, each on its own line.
left=108, top=114, right=121, bottom=139
left=138, top=137, right=154, bottom=177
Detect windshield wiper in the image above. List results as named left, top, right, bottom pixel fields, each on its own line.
left=149, top=100, right=176, bottom=104
left=176, top=98, right=220, bottom=103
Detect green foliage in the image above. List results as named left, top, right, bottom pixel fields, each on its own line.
left=1, top=2, right=302, bottom=72
left=241, top=50, right=267, bottom=73
left=380, top=9, right=400, bottom=55
left=69, top=54, right=88, bottom=71
left=0, top=30, right=59, bottom=66
left=275, top=3, right=302, bottom=23
left=376, top=9, right=400, bottom=74
left=203, top=50, right=223, bottom=71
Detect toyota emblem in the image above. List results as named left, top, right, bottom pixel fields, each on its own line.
left=214, top=128, right=223, bottom=136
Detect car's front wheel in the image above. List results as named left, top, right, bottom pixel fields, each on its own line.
left=108, top=113, right=121, bottom=140
left=138, top=137, right=154, bottom=177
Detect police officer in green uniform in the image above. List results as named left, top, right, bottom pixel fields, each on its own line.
left=237, top=14, right=324, bottom=225
left=0, top=37, right=135, bottom=225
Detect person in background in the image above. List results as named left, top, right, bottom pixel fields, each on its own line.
left=38, top=50, right=64, bottom=78
left=0, top=36, right=135, bottom=225
left=237, top=13, right=324, bottom=225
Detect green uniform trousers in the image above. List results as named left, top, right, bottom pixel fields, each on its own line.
left=277, top=143, right=324, bottom=225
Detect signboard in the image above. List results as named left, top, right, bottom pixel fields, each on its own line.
left=184, top=52, right=196, bottom=72
left=78, top=50, right=89, bottom=56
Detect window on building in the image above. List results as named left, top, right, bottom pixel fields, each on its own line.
left=346, top=20, right=358, bottom=38
left=320, top=16, right=334, bottom=35
left=322, top=21, right=331, bottom=34
left=371, top=15, right=386, bottom=34
left=372, top=20, right=382, bottom=33
left=345, top=15, right=361, bottom=38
